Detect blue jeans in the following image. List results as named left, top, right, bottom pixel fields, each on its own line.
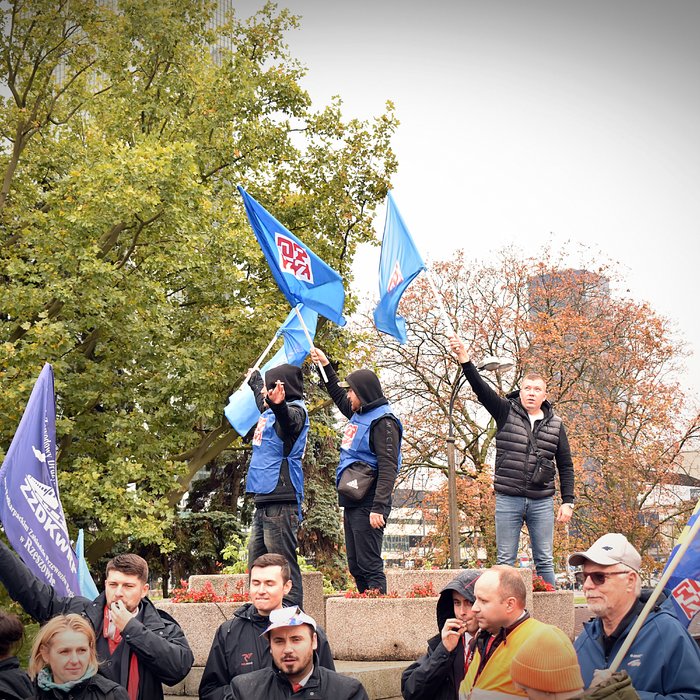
left=495, top=493, right=556, bottom=587
left=248, top=503, right=303, bottom=607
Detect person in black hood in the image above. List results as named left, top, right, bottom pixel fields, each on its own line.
left=246, top=363, right=310, bottom=607
left=401, top=570, right=481, bottom=700
left=310, top=348, right=402, bottom=594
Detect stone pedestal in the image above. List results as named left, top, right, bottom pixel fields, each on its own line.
left=533, top=590, right=575, bottom=639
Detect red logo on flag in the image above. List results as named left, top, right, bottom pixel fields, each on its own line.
left=275, top=233, right=314, bottom=283
left=671, top=578, right=700, bottom=620
left=252, top=416, right=267, bottom=447
left=387, top=260, right=403, bottom=293
left=341, top=424, right=358, bottom=449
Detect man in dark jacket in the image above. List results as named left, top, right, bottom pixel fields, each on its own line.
left=0, top=541, right=193, bottom=700
left=310, top=348, right=402, bottom=594
left=229, top=607, right=367, bottom=700
left=246, top=364, right=309, bottom=607
left=198, top=553, right=334, bottom=700
left=449, top=336, right=575, bottom=587
left=402, top=570, right=481, bottom=700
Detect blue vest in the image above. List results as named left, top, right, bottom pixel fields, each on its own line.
left=246, top=400, right=309, bottom=516
left=336, top=404, right=402, bottom=485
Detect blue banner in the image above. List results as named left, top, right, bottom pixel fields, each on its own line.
left=663, top=499, right=700, bottom=627
left=0, top=364, right=80, bottom=597
left=238, top=186, right=346, bottom=326
left=373, top=192, right=425, bottom=343
left=76, top=528, right=99, bottom=599
left=225, top=304, right=318, bottom=436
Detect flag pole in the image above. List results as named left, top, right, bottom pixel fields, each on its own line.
left=252, top=332, right=280, bottom=372
left=609, top=511, right=700, bottom=673
left=424, top=267, right=457, bottom=336
left=293, top=306, right=328, bottom=382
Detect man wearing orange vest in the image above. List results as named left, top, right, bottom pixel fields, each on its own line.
left=459, top=565, right=547, bottom=700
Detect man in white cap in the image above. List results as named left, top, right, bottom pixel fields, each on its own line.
left=571, top=533, right=700, bottom=700
left=228, top=607, right=368, bottom=699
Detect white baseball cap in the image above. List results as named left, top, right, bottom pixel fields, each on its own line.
left=568, top=533, right=641, bottom=572
left=263, top=606, right=317, bottom=636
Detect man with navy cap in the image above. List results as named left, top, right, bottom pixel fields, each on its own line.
left=571, top=533, right=700, bottom=699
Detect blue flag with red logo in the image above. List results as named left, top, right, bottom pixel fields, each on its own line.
left=225, top=304, right=318, bottom=436
left=373, top=192, right=426, bottom=343
left=0, top=364, right=80, bottom=597
left=663, top=499, right=700, bottom=628
left=238, top=186, right=346, bottom=326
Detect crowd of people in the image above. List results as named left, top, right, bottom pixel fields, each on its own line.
left=1, top=345, right=699, bottom=698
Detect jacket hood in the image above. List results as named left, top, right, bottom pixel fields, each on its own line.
left=344, top=369, right=387, bottom=411
left=264, top=364, right=304, bottom=402
left=436, top=570, right=481, bottom=630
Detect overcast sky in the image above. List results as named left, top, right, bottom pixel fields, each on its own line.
left=237, top=0, right=700, bottom=397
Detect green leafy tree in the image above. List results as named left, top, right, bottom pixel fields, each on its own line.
left=0, top=0, right=397, bottom=563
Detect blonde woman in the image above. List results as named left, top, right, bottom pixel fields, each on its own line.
left=28, top=614, right=128, bottom=700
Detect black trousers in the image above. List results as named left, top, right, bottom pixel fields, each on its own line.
left=343, top=506, right=388, bottom=593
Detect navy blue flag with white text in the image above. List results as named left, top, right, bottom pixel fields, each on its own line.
left=238, top=186, right=346, bottom=326
left=373, top=192, right=426, bottom=343
left=225, top=304, right=318, bottom=436
left=0, top=364, right=80, bottom=597
left=663, top=499, right=700, bottom=628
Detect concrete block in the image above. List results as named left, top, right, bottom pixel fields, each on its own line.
left=326, top=597, right=436, bottom=661
left=335, top=660, right=408, bottom=700
left=187, top=571, right=326, bottom=628
left=531, top=590, right=576, bottom=639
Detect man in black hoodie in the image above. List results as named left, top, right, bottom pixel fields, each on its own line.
left=310, top=348, right=402, bottom=594
left=401, top=570, right=481, bottom=700
left=245, top=363, right=309, bottom=607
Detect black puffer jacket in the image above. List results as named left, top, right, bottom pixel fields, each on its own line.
left=0, top=541, right=193, bottom=700
left=401, top=571, right=481, bottom=700
left=229, top=663, right=368, bottom=700
left=0, top=656, right=33, bottom=699
left=198, top=603, right=335, bottom=700
left=459, top=362, right=575, bottom=502
left=32, top=672, right=129, bottom=700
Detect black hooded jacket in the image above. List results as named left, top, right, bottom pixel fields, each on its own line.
left=320, top=364, right=401, bottom=514
left=198, top=603, right=335, bottom=700
left=247, top=364, right=307, bottom=505
left=401, top=571, right=481, bottom=700
left=0, top=656, right=33, bottom=699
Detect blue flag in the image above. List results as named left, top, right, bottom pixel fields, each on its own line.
left=373, top=192, right=426, bottom=343
left=225, top=304, right=318, bottom=436
left=76, top=528, right=99, bottom=599
left=0, top=364, right=80, bottom=597
left=238, top=186, right=346, bottom=326
left=663, top=499, right=700, bottom=627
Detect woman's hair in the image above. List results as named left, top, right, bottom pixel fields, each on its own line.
left=0, top=609, right=25, bottom=658
left=27, top=614, right=98, bottom=679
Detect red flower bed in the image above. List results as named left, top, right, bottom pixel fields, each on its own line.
left=170, top=579, right=248, bottom=603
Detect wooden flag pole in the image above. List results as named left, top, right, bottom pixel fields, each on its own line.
left=293, top=305, right=327, bottom=382
left=609, top=511, right=700, bottom=673
left=252, top=332, right=280, bottom=372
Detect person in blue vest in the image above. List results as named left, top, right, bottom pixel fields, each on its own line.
left=310, top=348, right=402, bottom=594
left=246, top=363, right=310, bottom=608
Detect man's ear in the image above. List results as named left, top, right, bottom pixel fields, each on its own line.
left=141, top=583, right=150, bottom=599
left=283, top=579, right=293, bottom=596
left=312, top=631, right=318, bottom=651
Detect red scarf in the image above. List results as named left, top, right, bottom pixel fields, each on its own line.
left=103, top=605, right=140, bottom=700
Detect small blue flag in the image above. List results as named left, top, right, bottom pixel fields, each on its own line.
left=0, top=364, right=80, bottom=597
left=225, top=304, right=318, bottom=436
left=76, top=528, right=99, bottom=599
left=373, top=192, right=426, bottom=343
left=238, top=186, right=346, bottom=326
left=663, top=499, right=700, bottom=628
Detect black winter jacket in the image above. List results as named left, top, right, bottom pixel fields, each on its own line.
left=229, top=663, right=368, bottom=700
left=31, top=672, right=129, bottom=700
left=0, top=656, right=33, bottom=699
left=401, top=571, right=481, bottom=700
left=460, top=362, right=575, bottom=502
left=0, top=541, right=193, bottom=700
left=198, top=603, right=335, bottom=700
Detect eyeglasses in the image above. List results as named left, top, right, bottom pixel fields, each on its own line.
left=583, top=570, right=631, bottom=586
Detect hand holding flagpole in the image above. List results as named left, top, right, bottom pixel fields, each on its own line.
left=293, top=306, right=327, bottom=381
